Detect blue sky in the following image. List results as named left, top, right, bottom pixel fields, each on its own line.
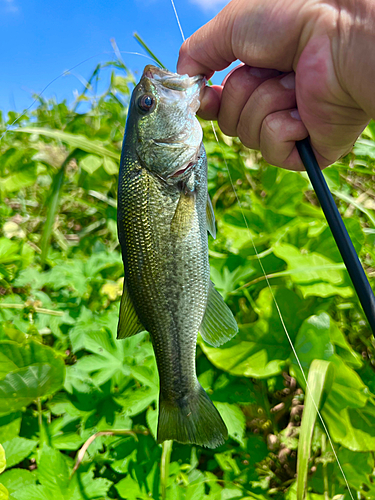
left=0, top=0, right=230, bottom=115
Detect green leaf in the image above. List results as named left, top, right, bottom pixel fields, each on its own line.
left=0, top=444, right=5, bottom=473
left=324, top=404, right=375, bottom=452
left=11, top=485, right=51, bottom=500
left=0, top=341, right=65, bottom=414
left=293, top=314, right=335, bottom=374
left=103, top=156, right=118, bottom=175
left=37, top=445, right=69, bottom=499
left=0, top=169, right=37, bottom=194
left=146, top=407, right=158, bottom=440
left=50, top=433, right=84, bottom=451
left=115, top=475, right=147, bottom=500
left=15, top=128, right=120, bottom=160
left=72, top=325, right=131, bottom=386
left=266, top=171, right=308, bottom=216
left=273, top=244, right=353, bottom=298
left=0, top=484, right=8, bottom=500
left=80, top=154, right=102, bottom=174
left=210, top=262, right=255, bottom=300
left=297, top=360, right=334, bottom=500
left=312, top=218, right=364, bottom=260
left=214, top=402, right=246, bottom=446
left=2, top=437, right=37, bottom=469
left=0, top=469, right=36, bottom=495
left=0, top=240, right=19, bottom=265
left=67, top=466, right=113, bottom=499
left=116, top=386, right=157, bottom=417
left=185, top=478, right=205, bottom=500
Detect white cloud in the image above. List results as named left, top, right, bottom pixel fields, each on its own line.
left=2, top=0, right=18, bottom=13
left=189, top=0, right=229, bottom=12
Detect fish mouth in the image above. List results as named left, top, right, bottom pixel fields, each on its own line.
left=169, top=161, right=195, bottom=178
left=142, top=65, right=206, bottom=92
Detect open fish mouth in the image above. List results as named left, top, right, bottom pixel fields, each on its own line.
left=169, top=161, right=195, bottom=178
left=142, top=65, right=205, bottom=92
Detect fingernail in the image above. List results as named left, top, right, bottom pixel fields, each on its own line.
left=248, top=67, right=279, bottom=79
left=280, top=72, right=295, bottom=89
left=290, top=109, right=301, bottom=120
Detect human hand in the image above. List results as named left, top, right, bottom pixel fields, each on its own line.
left=177, top=0, right=372, bottom=170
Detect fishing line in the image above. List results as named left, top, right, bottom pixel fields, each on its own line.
left=0, top=50, right=157, bottom=142
left=170, top=0, right=186, bottom=42
left=169, top=1, right=354, bottom=497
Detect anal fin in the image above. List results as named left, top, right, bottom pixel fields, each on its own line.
left=117, top=281, right=145, bottom=339
left=199, top=281, right=238, bottom=347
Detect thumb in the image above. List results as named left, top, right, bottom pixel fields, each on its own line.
left=177, top=0, right=311, bottom=77
left=177, top=2, right=238, bottom=76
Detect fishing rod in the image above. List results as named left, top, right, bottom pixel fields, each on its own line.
left=296, top=138, right=375, bottom=335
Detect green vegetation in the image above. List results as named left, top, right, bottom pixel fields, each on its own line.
left=1, top=57, right=375, bottom=500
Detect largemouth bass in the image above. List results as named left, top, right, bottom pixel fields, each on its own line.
left=117, top=65, right=238, bottom=448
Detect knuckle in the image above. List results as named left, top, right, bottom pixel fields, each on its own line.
left=251, top=83, right=273, bottom=110
left=237, top=121, right=257, bottom=150
left=262, top=113, right=279, bottom=140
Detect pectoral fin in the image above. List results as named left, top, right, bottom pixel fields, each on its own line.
left=199, top=281, right=238, bottom=347
left=117, top=281, right=145, bottom=339
left=206, top=195, right=216, bottom=239
left=171, top=191, right=196, bottom=238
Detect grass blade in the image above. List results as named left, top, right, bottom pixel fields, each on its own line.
left=133, top=32, right=166, bottom=69
left=161, top=440, right=173, bottom=499
left=332, top=189, right=375, bottom=227
left=39, top=151, right=76, bottom=264
left=296, top=359, right=334, bottom=500
left=14, top=127, right=120, bottom=161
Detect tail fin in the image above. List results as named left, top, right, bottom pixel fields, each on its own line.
left=157, top=384, right=228, bottom=448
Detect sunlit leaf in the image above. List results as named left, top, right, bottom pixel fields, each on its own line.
left=2, top=437, right=37, bottom=469
left=0, top=444, right=5, bottom=474
left=80, top=154, right=102, bottom=174
left=14, top=128, right=120, bottom=160
left=0, top=469, right=36, bottom=496
left=0, top=484, right=8, bottom=500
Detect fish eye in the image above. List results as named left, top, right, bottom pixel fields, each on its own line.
left=138, top=94, right=155, bottom=113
